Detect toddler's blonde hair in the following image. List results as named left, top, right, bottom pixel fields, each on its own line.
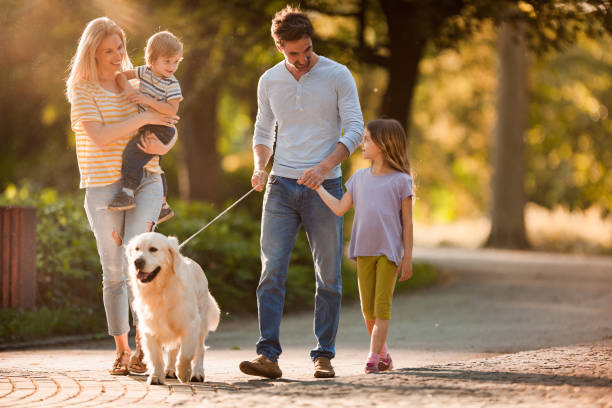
left=145, top=31, right=183, bottom=65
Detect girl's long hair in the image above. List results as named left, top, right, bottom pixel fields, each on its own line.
left=366, top=118, right=411, bottom=175
left=65, top=17, right=132, bottom=103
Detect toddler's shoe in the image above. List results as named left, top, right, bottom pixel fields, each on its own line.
left=108, top=191, right=136, bottom=211
left=378, top=354, right=393, bottom=371
left=157, top=203, right=174, bottom=224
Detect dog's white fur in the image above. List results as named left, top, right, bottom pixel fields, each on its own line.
left=126, top=232, right=220, bottom=385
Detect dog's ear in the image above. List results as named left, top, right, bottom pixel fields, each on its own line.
left=168, top=236, right=179, bottom=250
left=124, top=241, right=133, bottom=260
left=168, top=236, right=181, bottom=273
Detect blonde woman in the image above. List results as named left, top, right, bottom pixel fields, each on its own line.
left=66, top=17, right=178, bottom=375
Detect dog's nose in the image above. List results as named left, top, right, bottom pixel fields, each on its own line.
left=134, top=258, right=145, bottom=270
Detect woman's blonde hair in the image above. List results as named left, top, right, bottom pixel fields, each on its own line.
left=65, top=17, right=132, bottom=103
left=145, top=31, right=183, bottom=65
left=366, top=118, right=411, bottom=174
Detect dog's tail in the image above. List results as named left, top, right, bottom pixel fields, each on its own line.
left=207, top=292, right=221, bottom=332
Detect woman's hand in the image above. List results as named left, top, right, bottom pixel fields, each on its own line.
left=137, top=131, right=172, bottom=155
left=127, top=92, right=153, bottom=107
left=139, top=111, right=179, bottom=128
left=397, top=257, right=413, bottom=282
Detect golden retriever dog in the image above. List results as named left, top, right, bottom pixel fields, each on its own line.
left=126, top=232, right=220, bottom=385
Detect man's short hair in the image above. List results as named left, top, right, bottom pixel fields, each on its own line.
left=271, top=5, right=314, bottom=46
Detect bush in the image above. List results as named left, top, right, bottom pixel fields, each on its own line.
left=0, top=183, right=437, bottom=341
left=157, top=199, right=362, bottom=315
left=0, top=184, right=102, bottom=312
left=0, top=306, right=106, bottom=343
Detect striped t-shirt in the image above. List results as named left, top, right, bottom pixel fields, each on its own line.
left=135, top=65, right=183, bottom=112
left=70, top=80, right=161, bottom=189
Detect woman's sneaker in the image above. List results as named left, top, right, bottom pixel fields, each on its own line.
left=378, top=354, right=393, bottom=371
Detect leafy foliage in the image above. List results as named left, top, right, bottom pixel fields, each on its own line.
left=156, top=198, right=362, bottom=315
left=0, top=183, right=436, bottom=341
left=529, top=34, right=612, bottom=215
left=0, top=184, right=101, bottom=312
left=0, top=306, right=105, bottom=343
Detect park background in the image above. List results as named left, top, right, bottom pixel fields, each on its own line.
left=1, top=0, right=611, bottom=342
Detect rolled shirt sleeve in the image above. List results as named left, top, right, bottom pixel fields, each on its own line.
left=336, top=66, right=364, bottom=154
left=251, top=57, right=364, bottom=180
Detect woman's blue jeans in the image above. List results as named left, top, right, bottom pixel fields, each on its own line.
left=256, top=175, right=343, bottom=362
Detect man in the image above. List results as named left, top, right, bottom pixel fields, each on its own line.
left=239, top=6, right=363, bottom=379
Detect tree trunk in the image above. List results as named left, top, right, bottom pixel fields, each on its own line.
left=177, top=42, right=223, bottom=203
left=486, top=15, right=529, bottom=249
left=179, top=84, right=222, bottom=203
left=379, top=0, right=427, bottom=130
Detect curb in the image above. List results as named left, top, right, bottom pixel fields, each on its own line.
left=0, top=333, right=108, bottom=351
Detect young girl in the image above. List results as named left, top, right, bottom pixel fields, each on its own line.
left=316, top=118, right=413, bottom=374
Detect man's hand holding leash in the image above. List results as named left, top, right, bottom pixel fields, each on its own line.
left=252, top=169, right=268, bottom=191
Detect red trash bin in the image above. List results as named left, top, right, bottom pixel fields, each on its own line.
left=0, top=206, right=37, bottom=309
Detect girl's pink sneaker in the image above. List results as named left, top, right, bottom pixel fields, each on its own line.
left=378, top=354, right=393, bottom=371
left=364, top=361, right=379, bottom=374
left=364, top=353, right=380, bottom=374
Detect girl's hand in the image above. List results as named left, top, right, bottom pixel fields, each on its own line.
left=137, top=131, right=171, bottom=155
left=297, top=163, right=328, bottom=189
left=397, top=257, right=413, bottom=282
left=140, top=111, right=179, bottom=127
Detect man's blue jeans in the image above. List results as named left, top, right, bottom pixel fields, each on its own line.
left=256, top=175, right=343, bottom=362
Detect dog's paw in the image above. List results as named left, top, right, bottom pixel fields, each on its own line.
left=190, top=373, right=204, bottom=382
left=165, top=368, right=177, bottom=378
left=147, top=374, right=166, bottom=385
left=176, top=363, right=192, bottom=384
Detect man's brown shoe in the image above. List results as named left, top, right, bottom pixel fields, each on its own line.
left=313, top=356, right=335, bottom=378
left=239, top=354, right=282, bottom=379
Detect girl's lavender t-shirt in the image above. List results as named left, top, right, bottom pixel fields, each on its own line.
left=345, top=168, right=413, bottom=266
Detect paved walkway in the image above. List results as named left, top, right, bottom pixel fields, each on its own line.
left=1, top=247, right=611, bottom=407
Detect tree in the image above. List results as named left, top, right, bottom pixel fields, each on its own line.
left=144, top=0, right=281, bottom=202
left=306, top=0, right=612, bottom=248
left=487, top=11, right=529, bottom=248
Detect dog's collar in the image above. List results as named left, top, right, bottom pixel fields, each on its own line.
left=138, top=266, right=161, bottom=283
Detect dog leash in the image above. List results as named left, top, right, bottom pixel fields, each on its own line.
left=177, top=186, right=258, bottom=250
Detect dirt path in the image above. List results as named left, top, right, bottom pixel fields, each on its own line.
left=0, top=246, right=611, bottom=407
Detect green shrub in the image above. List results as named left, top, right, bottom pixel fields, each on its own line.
left=1, top=184, right=102, bottom=312
left=0, top=183, right=437, bottom=341
left=0, top=306, right=106, bottom=343
left=157, top=200, right=362, bottom=315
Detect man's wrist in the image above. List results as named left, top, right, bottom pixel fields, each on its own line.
left=317, top=161, right=332, bottom=175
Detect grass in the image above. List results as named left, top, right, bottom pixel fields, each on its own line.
left=396, top=262, right=439, bottom=292
left=415, top=203, right=612, bottom=255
